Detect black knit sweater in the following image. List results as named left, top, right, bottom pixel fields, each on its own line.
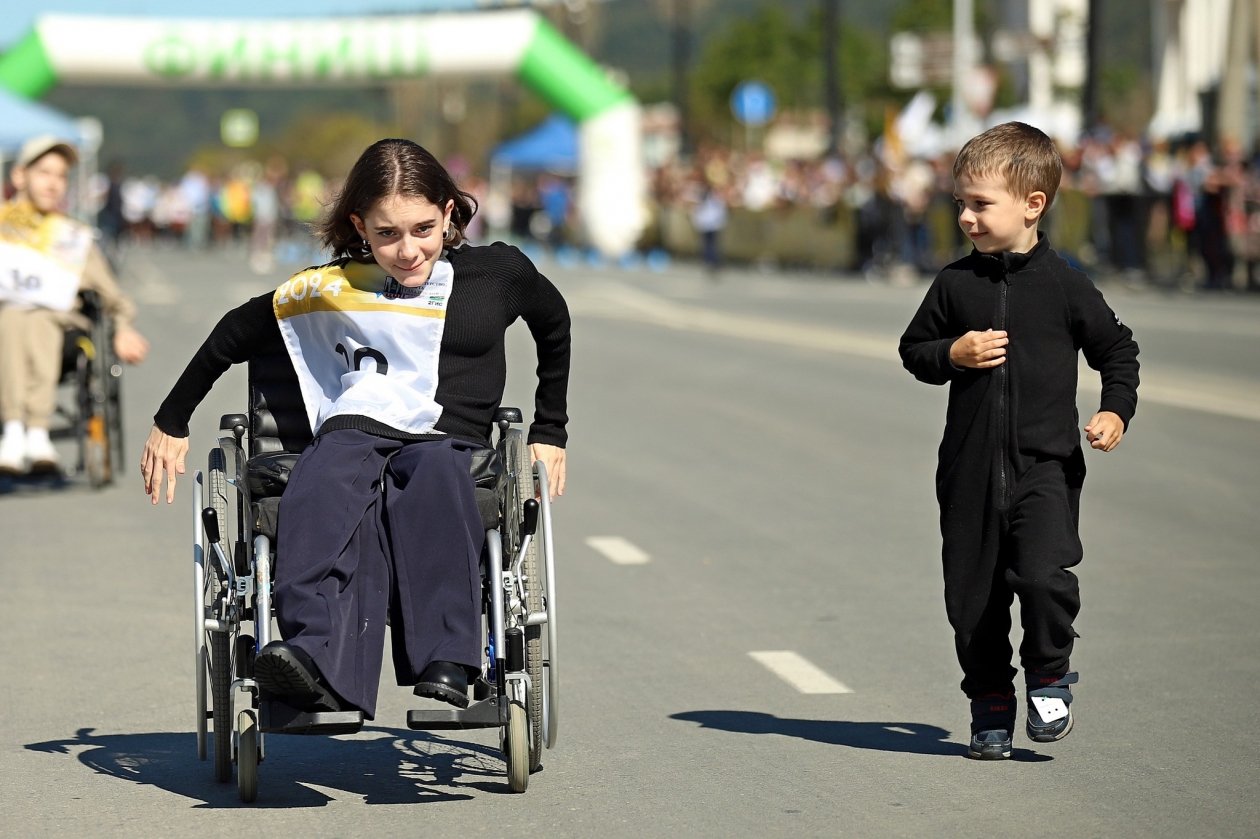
left=899, top=236, right=1139, bottom=499
left=154, top=242, right=571, bottom=448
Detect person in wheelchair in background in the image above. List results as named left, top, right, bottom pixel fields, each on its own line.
left=141, top=138, right=570, bottom=719
left=0, top=135, right=149, bottom=475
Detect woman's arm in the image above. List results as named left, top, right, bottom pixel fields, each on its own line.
left=511, top=252, right=571, bottom=500
left=143, top=293, right=278, bottom=504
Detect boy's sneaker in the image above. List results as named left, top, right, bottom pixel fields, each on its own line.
left=968, top=691, right=1016, bottom=760
left=0, top=422, right=26, bottom=474
left=1026, top=672, right=1078, bottom=743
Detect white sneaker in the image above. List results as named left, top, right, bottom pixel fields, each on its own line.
left=25, top=426, right=59, bottom=473
left=0, top=421, right=26, bottom=474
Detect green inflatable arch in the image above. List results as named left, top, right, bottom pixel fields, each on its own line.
left=0, top=9, right=645, bottom=255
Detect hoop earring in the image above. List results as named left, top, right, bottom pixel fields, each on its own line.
left=443, top=226, right=454, bottom=242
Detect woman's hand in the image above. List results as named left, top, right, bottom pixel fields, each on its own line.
left=141, top=425, right=189, bottom=505
left=529, top=443, right=566, bottom=500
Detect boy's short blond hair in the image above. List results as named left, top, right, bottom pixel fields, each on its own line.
left=953, top=122, right=1062, bottom=211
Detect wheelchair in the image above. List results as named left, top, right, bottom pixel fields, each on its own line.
left=191, top=349, right=559, bottom=801
left=54, top=290, right=125, bottom=487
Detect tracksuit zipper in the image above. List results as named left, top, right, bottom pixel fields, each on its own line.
left=995, top=276, right=1011, bottom=509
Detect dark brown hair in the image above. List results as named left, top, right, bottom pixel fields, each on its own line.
left=953, top=122, right=1063, bottom=210
left=316, top=138, right=479, bottom=261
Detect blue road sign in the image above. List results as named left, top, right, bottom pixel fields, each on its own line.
left=730, top=80, right=776, bottom=126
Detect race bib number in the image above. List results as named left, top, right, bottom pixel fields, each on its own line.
left=275, top=259, right=455, bottom=435
left=0, top=241, right=82, bottom=311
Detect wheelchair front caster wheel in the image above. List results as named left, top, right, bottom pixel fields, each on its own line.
left=237, top=710, right=259, bottom=803
left=505, top=701, right=529, bottom=793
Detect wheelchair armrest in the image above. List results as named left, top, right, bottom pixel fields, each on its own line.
left=493, top=406, right=522, bottom=424
left=220, top=413, right=249, bottom=433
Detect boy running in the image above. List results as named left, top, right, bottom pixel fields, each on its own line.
left=899, top=122, right=1139, bottom=759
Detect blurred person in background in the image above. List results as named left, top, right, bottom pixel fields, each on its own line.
left=0, top=136, right=150, bottom=475
left=96, top=161, right=127, bottom=260
left=690, top=173, right=728, bottom=276
left=249, top=158, right=285, bottom=274
left=178, top=166, right=212, bottom=251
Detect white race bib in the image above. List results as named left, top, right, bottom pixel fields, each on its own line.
left=274, top=258, right=454, bottom=436
left=0, top=216, right=92, bottom=311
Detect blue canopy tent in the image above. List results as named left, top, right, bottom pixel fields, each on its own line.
left=0, top=88, right=94, bottom=214
left=0, top=88, right=85, bottom=156
left=486, top=115, right=578, bottom=247
left=490, top=114, right=578, bottom=173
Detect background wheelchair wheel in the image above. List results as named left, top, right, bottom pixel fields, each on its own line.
left=237, top=710, right=259, bottom=803
left=505, top=701, right=529, bottom=793
left=84, top=413, right=111, bottom=488
left=103, top=354, right=125, bottom=476
left=505, top=429, right=545, bottom=769
left=207, top=449, right=233, bottom=783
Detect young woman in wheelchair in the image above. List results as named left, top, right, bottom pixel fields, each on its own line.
left=140, top=139, right=570, bottom=719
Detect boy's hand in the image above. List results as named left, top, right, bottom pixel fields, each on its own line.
left=1084, top=411, right=1124, bottom=452
left=949, top=329, right=1008, bottom=369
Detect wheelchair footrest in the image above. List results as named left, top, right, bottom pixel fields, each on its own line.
left=407, top=696, right=506, bottom=731
left=259, top=699, right=364, bottom=735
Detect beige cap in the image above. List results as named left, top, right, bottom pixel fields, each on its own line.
left=16, top=135, right=78, bottom=169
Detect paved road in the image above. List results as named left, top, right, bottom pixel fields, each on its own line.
left=2, top=245, right=1258, bottom=838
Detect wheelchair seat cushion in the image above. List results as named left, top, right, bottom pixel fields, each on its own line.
left=254, top=488, right=498, bottom=542
left=246, top=443, right=505, bottom=533
left=474, top=488, right=499, bottom=532
left=246, top=451, right=301, bottom=499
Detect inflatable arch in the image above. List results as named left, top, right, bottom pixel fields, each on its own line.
left=0, top=9, right=646, bottom=256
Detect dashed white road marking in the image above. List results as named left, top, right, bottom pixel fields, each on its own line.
left=749, top=650, right=853, bottom=694
left=586, top=536, right=650, bottom=565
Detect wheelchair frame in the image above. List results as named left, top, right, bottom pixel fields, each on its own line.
left=190, top=370, right=558, bottom=801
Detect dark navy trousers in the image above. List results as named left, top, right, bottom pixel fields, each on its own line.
left=275, top=429, right=485, bottom=718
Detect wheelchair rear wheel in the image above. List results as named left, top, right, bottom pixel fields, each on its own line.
left=504, top=429, right=545, bottom=770
left=207, top=449, right=233, bottom=783
left=210, top=632, right=232, bottom=782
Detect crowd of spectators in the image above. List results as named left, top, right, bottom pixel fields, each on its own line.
left=83, top=129, right=1260, bottom=292
left=648, top=129, right=1260, bottom=291
left=91, top=157, right=335, bottom=274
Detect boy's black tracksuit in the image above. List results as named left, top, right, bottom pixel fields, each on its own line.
left=899, top=236, right=1139, bottom=698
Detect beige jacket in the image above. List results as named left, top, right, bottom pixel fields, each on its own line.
left=0, top=198, right=136, bottom=331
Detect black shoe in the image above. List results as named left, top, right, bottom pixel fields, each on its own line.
left=1026, top=672, right=1078, bottom=743
left=254, top=641, right=344, bottom=713
left=967, top=692, right=1016, bottom=760
left=414, top=660, right=471, bottom=709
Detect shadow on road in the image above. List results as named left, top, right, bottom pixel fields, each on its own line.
left=25, top=725, right=523, bottom=806
left=670, top=710, right=1052, bottom=762
left=0, top=471, right=76, bottom=495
